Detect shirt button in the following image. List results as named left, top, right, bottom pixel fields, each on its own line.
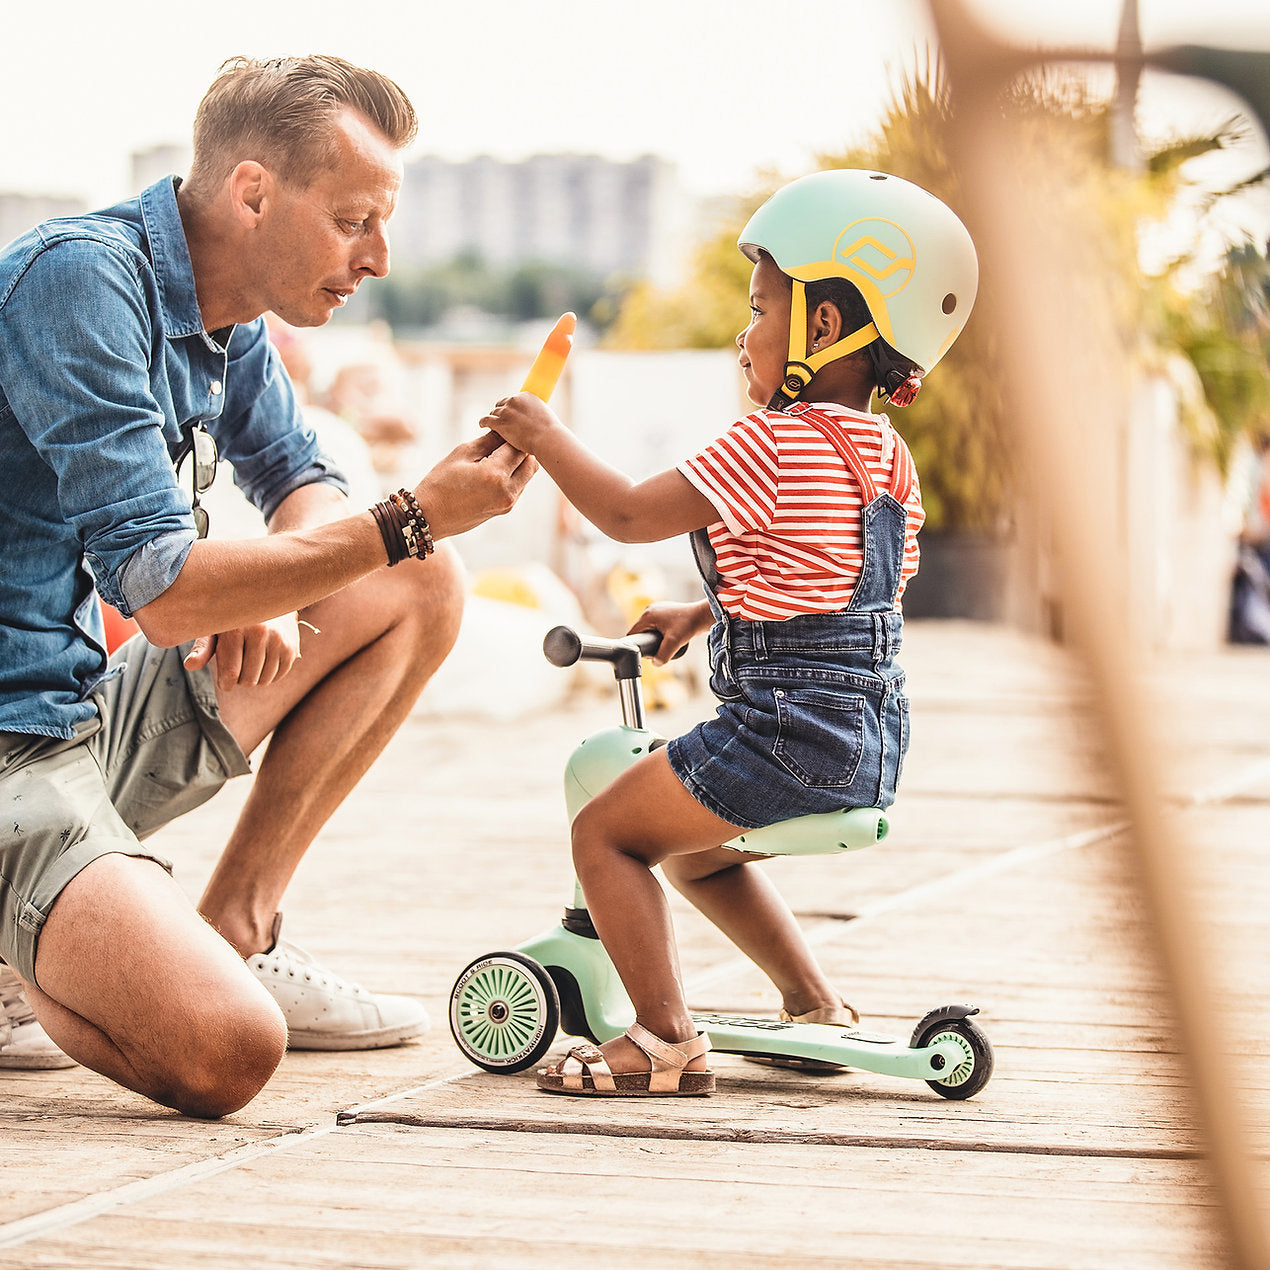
left=209, top=380, right=223, bottom=395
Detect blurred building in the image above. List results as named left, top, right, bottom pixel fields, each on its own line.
left=393, top=152, right=694, bottom=286
left=0, top=193, right=87, bottom=249
left=131, top=143, right=190, bottom=194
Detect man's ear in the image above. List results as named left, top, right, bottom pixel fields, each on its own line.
left=227, top=161, right=270, bottom=228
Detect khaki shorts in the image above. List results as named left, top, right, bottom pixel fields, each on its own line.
left=0, top=638, right=250, bottom=985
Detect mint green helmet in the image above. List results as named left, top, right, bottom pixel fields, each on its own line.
left=738, top=169, right=978, bottom=406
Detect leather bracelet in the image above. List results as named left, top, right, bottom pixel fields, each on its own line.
left=389, top=488, right=435, bottom=559
left=371, top=499, right=406, bottom=566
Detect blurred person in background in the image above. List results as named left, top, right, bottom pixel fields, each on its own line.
left=1231, top=430, right=1270, bottom=643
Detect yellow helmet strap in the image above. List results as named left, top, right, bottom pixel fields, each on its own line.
left=767, top=279, right=879, bottom=411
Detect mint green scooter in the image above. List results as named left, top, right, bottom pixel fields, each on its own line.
left=448, top=626, right=993, bottom=1100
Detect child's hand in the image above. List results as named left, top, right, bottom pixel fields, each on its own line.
left=627, top=600, right=712, bottom=665
left=479, top=392, right=561, bottom=455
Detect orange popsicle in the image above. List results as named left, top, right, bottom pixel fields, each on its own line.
left=520, top=312, right=577, bottom=401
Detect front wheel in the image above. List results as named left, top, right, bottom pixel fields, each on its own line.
left=911, top=1014, right=994, bottom=1100
left=449, top=951, right=561, bottom=1074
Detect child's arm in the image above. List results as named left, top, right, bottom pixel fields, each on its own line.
left=480, top=392, right=717, bottom=544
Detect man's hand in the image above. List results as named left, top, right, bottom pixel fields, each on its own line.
left=183, top=612, right=305, bottom=691
left=413, top=433, right=538, bottom=541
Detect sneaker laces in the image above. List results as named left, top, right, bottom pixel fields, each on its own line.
left=254, top=940, right=372, bottom=999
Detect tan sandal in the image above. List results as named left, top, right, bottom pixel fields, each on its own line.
left=537, top=1022, right=714, bottom=1097
left=746, top=1000, right=860, bottom=1073
left=782, top=1000, right=861, bottom=1027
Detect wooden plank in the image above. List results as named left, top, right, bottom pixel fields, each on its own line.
left=2, top=623, right=1267, bottom=1267
left=2, top=1127, right=1235, bottom=1270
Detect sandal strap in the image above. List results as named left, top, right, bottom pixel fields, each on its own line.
left=780, top=1000, right=860, bottom=1027
left=625, top=1023, right=712, bottom=1093
left=559, top=1041, right=616, bottom=1092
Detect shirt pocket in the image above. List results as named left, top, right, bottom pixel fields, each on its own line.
left=772, top=687, right=866, bottom=788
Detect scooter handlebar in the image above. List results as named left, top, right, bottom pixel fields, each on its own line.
left=542, top=625, right=682, bottom=679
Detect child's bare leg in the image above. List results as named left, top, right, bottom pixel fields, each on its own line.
left=565, top=749, right=749, bottom=1076
left=660, top=851, right=845, bottom=1018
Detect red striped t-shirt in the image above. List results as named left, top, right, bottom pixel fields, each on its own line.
left=677, top=402, right=924, bottom=621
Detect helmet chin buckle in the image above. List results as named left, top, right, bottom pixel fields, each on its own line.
left=768, top=361, right=813, bottom=411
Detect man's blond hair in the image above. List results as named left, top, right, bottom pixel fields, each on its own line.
left=184, top=55, right=417, bottom=196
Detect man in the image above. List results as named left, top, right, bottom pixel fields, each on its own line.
left=0, top=56, right=536, bottom=1116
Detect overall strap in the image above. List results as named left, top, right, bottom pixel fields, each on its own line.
left=889, top=428, right=916, bottom=507
left=796, top=408, right=879, bottom=503
left=799, top=407, right=915, bottom=509
left=795, top=407, right=912, bottom=617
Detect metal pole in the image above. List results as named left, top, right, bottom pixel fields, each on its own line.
left=1111, top=0, right=1144, bottom=170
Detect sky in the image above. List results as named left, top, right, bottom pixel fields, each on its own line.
left=5, top=0, right=1270, bottom=217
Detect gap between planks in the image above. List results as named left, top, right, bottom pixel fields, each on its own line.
left=333, top=1110, right=1212, bottom=1161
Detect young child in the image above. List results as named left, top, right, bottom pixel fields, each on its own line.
left=481, top=169, right=978, bottom=1097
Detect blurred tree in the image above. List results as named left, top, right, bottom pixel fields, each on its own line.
left=505, top=262, right=606, bottom=324
left=357, top=254, right=625, bottom=334
left=1163, top=239, right=1270, bottom=473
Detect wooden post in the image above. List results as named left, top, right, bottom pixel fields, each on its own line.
left=927, top=5, right=1269, bottom=1267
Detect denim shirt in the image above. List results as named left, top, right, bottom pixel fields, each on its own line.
left=0, top=176, right=348, bottom=739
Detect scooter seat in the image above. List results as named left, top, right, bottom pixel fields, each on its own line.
left=723, top=805, right=890, bottom=856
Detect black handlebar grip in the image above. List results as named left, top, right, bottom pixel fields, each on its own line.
left=542, top=625, right=684, bottom=674
left=542, top=625, right=584, bottom=667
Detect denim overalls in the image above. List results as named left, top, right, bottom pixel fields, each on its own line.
left=665, top=408, right=914, bottom=830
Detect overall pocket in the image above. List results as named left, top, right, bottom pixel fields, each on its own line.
left=772, top=687, right=867, bottom=788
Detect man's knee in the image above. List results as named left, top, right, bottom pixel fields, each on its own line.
left=317, top=538, right=465, bottom=666
left=156, top=993, right=287, bottom=1119
left=399, top=540, right=465, bottom=643
left=34, top=854, right=287, bottom=1118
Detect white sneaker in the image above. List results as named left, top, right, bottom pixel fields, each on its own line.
left=0, top=966, right=77, bottom=1070
left=245, top=927, right=430, bottom=1052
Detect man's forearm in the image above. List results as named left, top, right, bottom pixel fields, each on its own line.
left=134, top=508, right=388, bottom=648
left=265, top=480, right=353, bottom=535
left=134, top=432, right=536, bottom=647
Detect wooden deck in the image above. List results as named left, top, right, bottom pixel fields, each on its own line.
left=2, top=619, right=1267, bottom=1268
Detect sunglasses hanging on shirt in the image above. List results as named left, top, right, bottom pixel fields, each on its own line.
left=174, top=423, right=218, bottom=539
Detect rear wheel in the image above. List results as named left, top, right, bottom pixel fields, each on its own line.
left=911, top=1014, right=994, bottom=1100
left=449, top=951, right=560, bottom=1074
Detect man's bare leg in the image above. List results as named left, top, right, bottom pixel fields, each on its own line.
left=201, top=545, right=464, bottom=956
left=17, top=544, right=460, bottom=1108
left=30, top=854, right=286, bottom=1118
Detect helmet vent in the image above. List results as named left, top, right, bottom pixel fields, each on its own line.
left=942, top=293, right=957, bottom=314
left=869, top=173, right=887, bottom=181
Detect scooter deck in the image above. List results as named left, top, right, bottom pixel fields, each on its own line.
left=691, top=1012, right=965, bottom=1081
left=518, top=926, right=965, bottom=1082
